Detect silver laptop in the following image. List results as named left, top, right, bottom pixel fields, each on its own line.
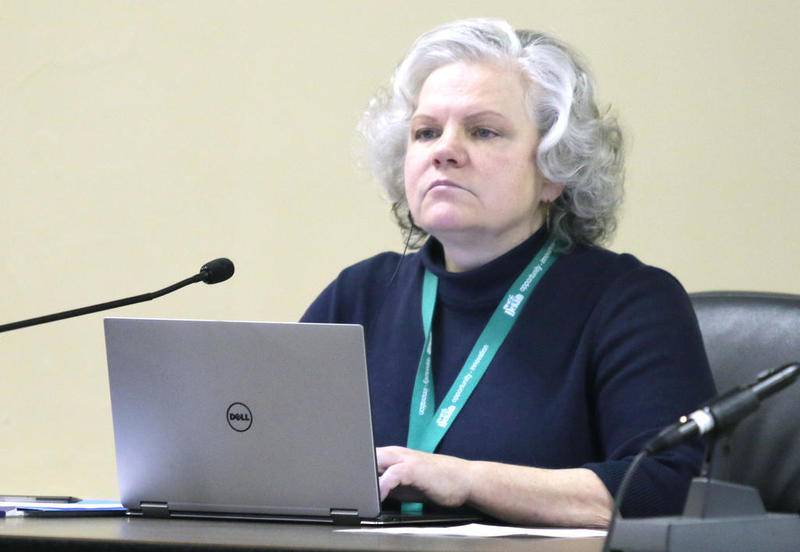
left=104, top=317, right=479, bottom=525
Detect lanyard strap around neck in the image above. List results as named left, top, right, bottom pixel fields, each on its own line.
left=406, top=236, right=558, bottom=454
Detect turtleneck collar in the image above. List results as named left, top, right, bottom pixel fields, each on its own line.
left=418, top=226, right=551, bottom=308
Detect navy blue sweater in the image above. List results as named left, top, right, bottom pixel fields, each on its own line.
left=301, top=228, right=716, bottom=517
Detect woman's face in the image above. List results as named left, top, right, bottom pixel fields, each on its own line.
left=404, top=62, right=560, bottom=250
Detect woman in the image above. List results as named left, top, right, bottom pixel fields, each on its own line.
left=302, top=18, right=715, bottom=527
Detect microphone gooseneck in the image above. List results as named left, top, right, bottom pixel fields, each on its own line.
left=644, top=363, right=799, bottom=454
left=0, top=257, right=236, bottom=334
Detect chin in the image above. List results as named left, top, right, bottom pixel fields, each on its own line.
left=417, top=207, right=475, bottom=233
left=422, top=222, right=479, bottom=243
left=420, top=215, right=467, bottom=231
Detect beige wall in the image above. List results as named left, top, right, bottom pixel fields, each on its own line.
left=1, top=1, right=798, bottom=498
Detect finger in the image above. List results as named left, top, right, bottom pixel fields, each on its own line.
left=380, top=463, right=428, bottom=503
left=375, top=446, right=411, bottom=471
left=378, top=466, right=402, bottom=501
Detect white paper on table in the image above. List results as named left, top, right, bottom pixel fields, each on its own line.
left=0, top=500, right=124, bottom=510
left=336, top=522, right=606, bottom=538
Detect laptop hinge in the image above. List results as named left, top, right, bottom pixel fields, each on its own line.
left=140, top=501, right=171, bottom=518
left=330, top=508, right=360, bottom=526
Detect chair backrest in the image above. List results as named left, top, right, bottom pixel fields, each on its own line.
left=690, top=291, right=800, bottom=513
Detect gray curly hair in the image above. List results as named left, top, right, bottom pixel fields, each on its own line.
left=358, top=18, right=624, bottom=250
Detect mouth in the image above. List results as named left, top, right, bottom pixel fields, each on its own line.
left=428, top=179, right=466, bottom=192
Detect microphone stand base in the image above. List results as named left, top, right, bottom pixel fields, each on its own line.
left=608, top=512, right=800, bottom=552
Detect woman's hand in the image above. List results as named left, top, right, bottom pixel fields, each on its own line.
left=376, top=446, right=475, bottom=508
left=376, top=445, right=613, bottom=527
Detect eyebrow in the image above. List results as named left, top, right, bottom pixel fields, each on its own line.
left=410, top=110, right=510, bottom=124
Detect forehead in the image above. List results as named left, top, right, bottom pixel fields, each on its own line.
left=414, top=61, right=530, bottom=117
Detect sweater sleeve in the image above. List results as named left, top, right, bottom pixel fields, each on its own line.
left=581, top=265, right=716, bottom=517
left=299, top=252, right=402, bottom=325
left=300, top=278, right=340, bottom=323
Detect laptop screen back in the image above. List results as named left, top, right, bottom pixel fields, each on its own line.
left=104, top=318, right=382, bottom=519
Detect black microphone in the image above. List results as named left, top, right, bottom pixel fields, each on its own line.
left=645, top=363, right=799, bottom=454
left=0, top=257, right=235, bottom=334
left=199, top=257, right=235, bottom=284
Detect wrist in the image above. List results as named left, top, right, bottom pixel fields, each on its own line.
left=462, top=459, right=483, bottom=507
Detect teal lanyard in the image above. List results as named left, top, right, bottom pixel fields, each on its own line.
left=401, top=237, right=558, bottom=514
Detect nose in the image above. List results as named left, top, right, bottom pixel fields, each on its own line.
left=432, top=129, right=467, bottom=168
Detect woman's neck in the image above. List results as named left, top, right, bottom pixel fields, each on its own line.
left=439, top=218, right=545, bottom=273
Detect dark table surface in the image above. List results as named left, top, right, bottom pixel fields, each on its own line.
left=0, top=516, right=604, bottom=552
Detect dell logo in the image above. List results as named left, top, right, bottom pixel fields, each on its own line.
left=226, top=402, right=253, bottom=432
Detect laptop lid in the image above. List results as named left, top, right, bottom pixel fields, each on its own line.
left=104, top=317, right=382, bottom=521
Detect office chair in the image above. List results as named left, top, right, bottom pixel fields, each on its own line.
left=690, top=291, right=800, bottom=513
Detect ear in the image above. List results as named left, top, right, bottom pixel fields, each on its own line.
left=541, top=180, right=565, bottom=203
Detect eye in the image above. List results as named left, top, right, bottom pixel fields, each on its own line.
left=472, top=127, right=500, bottom=139
left=413, top=127, right=441, bottom=141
